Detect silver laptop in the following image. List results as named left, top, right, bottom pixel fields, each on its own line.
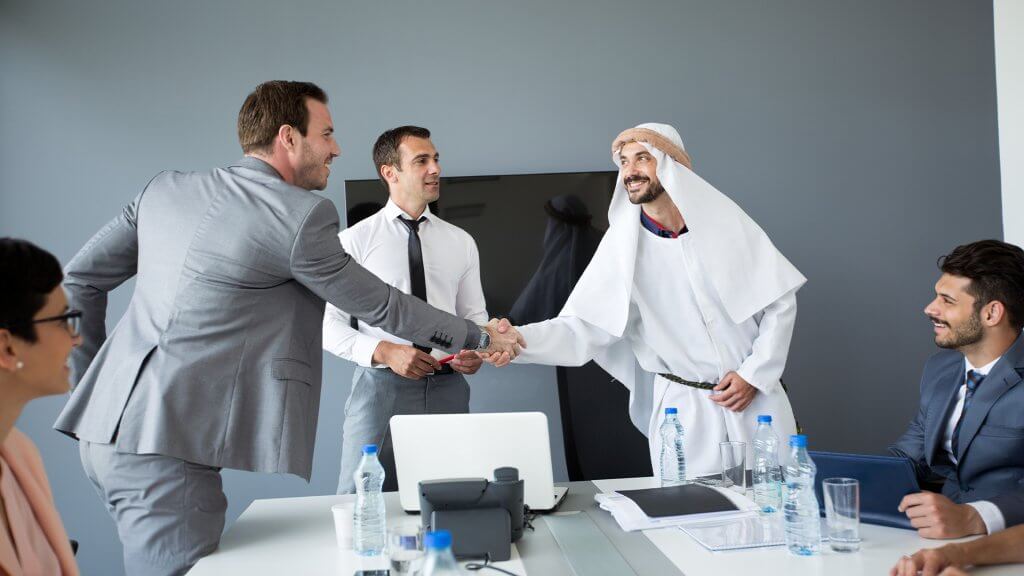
left=390, top=412, right=568, bottom=512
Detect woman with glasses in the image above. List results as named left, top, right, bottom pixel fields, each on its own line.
left=0, top=238, right=81, bottom=575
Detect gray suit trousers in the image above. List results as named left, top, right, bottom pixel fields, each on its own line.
left=79, top=440, right=227, bottom=576
left=337, top=368, right=469, bottom=494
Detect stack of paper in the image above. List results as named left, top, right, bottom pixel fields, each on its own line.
left=594, top=484, right=758, bottom=532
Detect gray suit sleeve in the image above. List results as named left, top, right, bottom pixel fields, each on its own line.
left=289, top=198, right=481, bottom=352
left=64, top=192, right=143, bottom=385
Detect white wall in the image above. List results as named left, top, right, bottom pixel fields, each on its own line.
left=996, top=0, right=1024, bottom=245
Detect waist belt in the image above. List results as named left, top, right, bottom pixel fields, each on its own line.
left=658, top=373, right=716, bottom=390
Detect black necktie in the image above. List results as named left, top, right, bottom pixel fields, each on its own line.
left=399, top=216, right=430, bottom=353
left=951, top=370, right=984, bottom=458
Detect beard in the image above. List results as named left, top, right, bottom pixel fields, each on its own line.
left=933, top=312, right=984, bottom=350
left=626, top=178, right=666, bottom=205
left=294, top=141, right=329, bottom=191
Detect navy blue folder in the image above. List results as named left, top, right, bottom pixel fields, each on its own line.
left=808, top=451, right=919, bottom=529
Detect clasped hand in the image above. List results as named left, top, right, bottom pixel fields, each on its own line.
left=479, top=318, right=526, bottom=367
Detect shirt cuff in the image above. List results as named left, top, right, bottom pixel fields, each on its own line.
left=735, top=365, right=775, bottom=394
left=967, top=500, right=1006, bottom=534
left=351, top=335, right=383, bottom=368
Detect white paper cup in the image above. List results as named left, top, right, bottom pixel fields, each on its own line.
left=331, top=503, right=354, bottom=550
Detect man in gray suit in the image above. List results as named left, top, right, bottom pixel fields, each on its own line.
left=54, top=81, right=523, bottom=576
left=891, top=240, right=1024, bottom=539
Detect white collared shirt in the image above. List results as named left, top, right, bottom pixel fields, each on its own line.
left=944, top=355, right=1005, bottom=534
left=322, top=199, right=488, bottom=366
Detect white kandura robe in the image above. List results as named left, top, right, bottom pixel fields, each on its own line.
left=517, top=226, right=798, bottom=477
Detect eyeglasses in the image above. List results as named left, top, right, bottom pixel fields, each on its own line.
left=32, top=310, right=83, bottom=337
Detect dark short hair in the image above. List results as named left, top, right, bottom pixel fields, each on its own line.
left=237, top=81, right=329, bottom=154
left=0, top=238, right=64, bottom=343
left=939, top=239, right=1024, bottom=331
left=372, top=126, right=431, bottom=186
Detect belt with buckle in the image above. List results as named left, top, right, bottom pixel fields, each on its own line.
left=658, top=373, right=716, bottom=390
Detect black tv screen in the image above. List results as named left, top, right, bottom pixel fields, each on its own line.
left=344, top=171, right=617, bottom=320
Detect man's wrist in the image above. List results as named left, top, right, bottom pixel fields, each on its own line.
left=371, top=340, right=392, bottom=365
left=943, top=542, right=971, bottom=567
left=475, top=329, right=490, bottom=352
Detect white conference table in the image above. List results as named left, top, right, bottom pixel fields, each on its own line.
left=188, top=477, right=1020, bottom=575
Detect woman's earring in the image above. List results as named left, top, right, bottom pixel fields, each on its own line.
left=15, top=361, right=24, bottom=371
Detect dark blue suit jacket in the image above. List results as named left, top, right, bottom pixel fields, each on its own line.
left=890, top=333, right=1024, bottom=528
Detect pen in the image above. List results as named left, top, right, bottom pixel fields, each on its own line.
left=439, top=354, right=456, bottom=365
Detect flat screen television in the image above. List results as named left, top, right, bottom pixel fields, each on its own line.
left=344, top=171, right=617, bottom=319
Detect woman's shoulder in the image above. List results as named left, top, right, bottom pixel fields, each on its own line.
left=1, top=429, right=47, bottom=479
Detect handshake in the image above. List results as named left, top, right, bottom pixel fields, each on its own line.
left=372, top=318, right=524, bottom=380
left=479, top=318, right=525, bottom=367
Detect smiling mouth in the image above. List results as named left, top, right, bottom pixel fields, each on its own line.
left=625, top=178, right=648, bottom=192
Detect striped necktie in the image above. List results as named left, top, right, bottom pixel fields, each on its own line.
left=951, top=370, right=985, bottom=458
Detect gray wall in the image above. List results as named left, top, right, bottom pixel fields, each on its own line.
left=0, top=1, right=1001, bottom=574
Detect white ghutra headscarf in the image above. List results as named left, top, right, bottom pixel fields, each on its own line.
left=559, top=123, right=806, bottom=433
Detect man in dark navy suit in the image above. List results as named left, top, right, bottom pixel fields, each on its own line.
left=891, top=240, right=1024, bottom=539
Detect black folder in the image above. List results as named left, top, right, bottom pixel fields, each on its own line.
left=617, top=484, right=739, bottom=518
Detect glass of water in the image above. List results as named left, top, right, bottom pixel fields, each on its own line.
left=823, top=477, right=860, bottom=552
left=386, top=520, right=424, bottom=575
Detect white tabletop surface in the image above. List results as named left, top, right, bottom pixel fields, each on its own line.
left=188, top=478, right=1021, bottom=575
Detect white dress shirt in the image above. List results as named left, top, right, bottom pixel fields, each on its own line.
left=943, top=355, right=1005, bottom=533
left=323, top=199, right=488, bottom=366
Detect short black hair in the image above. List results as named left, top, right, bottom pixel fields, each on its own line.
left=939, top=239, right=1024, bottom=331
left=372, top=126, right=431, bottom=187
left=0, top=238, right=64, bottom=343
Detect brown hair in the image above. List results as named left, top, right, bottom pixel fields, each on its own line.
left=237, top=81, right=328, bottom=154
left=372, top=125, right=431, bottom=186
left=939, top=239, right=1024, bottom=331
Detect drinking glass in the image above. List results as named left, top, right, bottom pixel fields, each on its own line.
left=386, top=520, right=424, bottom=575
left=823, top=477, right=860, bottom=552
left=720, top=441, right=747, bottom=491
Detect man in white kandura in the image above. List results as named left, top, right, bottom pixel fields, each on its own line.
left=499, top=123, right=805, bottom=475
left=324, top=126, right=488, bottom=494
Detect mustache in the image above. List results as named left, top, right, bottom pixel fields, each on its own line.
left=624, top=175, right=649, bottom=186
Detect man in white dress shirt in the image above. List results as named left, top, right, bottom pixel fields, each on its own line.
left=325, top=126, right=489, bottom=493
left=496, top=123, right=806, bottom=476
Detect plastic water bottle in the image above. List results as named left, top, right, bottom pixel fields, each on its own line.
left=421, top=530, right=464, bottom=575
left=353, top=444, right=386, bottom=556
left=659, top=407, right=686, bottom=487
left=752, top=415, right=783, bottom=513
left=783, top=434, right=821, bottom=556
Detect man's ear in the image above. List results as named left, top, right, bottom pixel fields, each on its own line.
left=983, top=301, right=1006, bottom=327
left=277, top=124, right=298, bottom=154
left=0, top=329, right=20, bottom=373
left=380, top=164, right=399, bottom=185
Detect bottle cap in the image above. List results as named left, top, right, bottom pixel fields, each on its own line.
left=757, top=415, right=772, bottom=423
left=665, top=407, right=678, bottom=415
left=425, top=530, right=452, bottom=549
left=789, top=434, right=807, bottom=448
left=362, top=444, right=378, bottom=455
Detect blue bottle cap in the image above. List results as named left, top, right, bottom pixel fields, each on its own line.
left=757, top=415, right=772, bottom=423
left=789, top=434, right=807, bottom=447
left=362, top=444, right=378, bottom=455
left=665, top=407, right=678, bottom=415
left=425, top=530, right=452, bottom=550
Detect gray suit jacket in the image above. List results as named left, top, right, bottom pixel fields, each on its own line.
left=54, top=157, right=481, bottom=479
left=890, top=333, right=1024, bottom=528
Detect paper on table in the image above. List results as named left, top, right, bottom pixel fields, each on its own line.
left=594, top=487, right=757, bottom=532
left=681, top=515, right=830, bottom=552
